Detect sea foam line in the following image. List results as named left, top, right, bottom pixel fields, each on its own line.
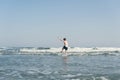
left=0, top=47, right=120, bottom=55
left=19, top=47, right=120, bottom=53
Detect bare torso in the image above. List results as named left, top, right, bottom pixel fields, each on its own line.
left=64, top=40, right=68, bottom=47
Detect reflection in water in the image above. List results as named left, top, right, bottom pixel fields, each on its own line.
left=62, top=56, right=68, bottom=74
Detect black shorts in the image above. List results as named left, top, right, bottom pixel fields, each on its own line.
left=62, top=46, right=68, bottom=50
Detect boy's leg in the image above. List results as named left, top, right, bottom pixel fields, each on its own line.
left=61, top=48, right=64, bottom=53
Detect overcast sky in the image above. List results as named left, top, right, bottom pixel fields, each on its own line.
left=0, top=0, right=120, bottom=47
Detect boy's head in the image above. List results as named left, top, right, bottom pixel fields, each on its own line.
left=63, top=38, right=66, bottom=41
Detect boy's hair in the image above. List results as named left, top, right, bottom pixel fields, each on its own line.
left=63, top=38, right=66, bottom=41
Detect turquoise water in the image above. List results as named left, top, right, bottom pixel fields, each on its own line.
left=0, top=54, right=120, bottom=80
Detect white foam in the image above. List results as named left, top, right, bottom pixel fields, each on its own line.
left=1, top=47, right=120, bottom=55
left=96, top=76, right=109, bottom=80
left=19, top=47, right=120, bottom=55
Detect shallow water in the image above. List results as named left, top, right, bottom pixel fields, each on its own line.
left=0, top=54, right=120, bottom=80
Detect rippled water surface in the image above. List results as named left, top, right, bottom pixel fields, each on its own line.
left=0, top=54, right=120, bottom=80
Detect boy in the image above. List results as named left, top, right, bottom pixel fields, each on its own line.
left=59, top=38, right=68, bottom=54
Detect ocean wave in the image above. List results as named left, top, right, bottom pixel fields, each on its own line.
left=0, top=47, right=120, bottom=56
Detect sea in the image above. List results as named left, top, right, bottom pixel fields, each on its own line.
left=0, top=47, right=120, bottom=80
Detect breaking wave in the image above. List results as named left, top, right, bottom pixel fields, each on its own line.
left=0, top=47, right=120, bottom=56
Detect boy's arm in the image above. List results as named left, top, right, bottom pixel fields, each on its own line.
left=58, top=37, right=63, bottom=41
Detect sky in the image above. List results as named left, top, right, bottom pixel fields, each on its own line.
left=0, top=0, right=120, bottom=47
